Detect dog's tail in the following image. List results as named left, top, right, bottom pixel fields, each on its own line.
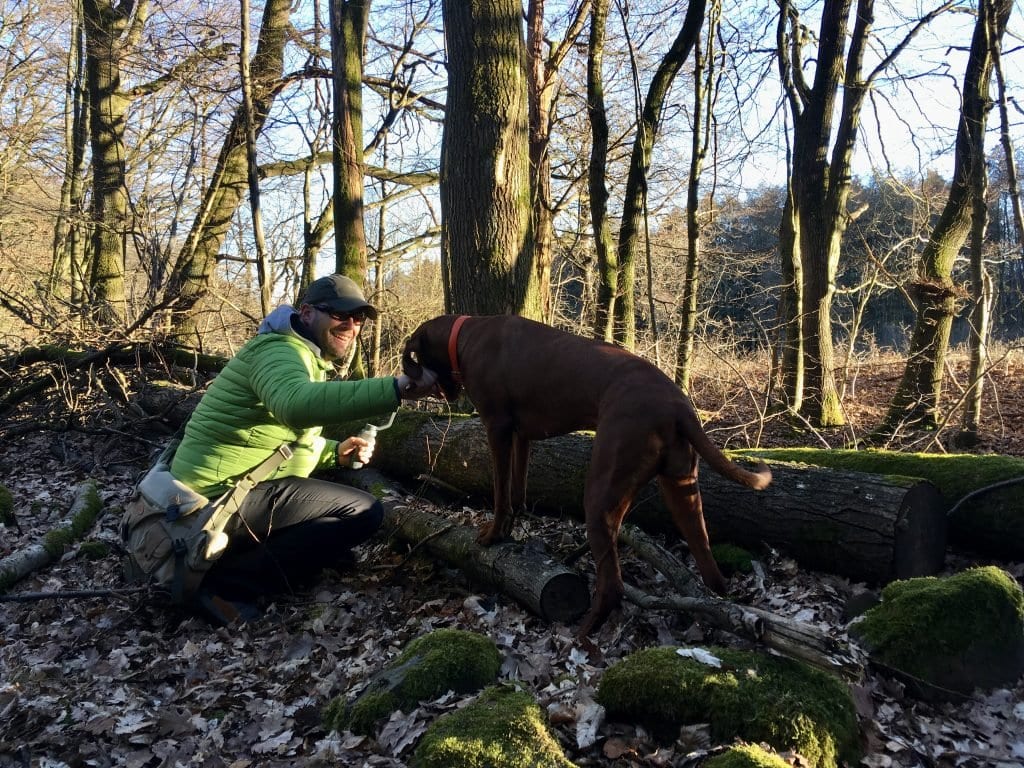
left=680, top=409, right=772, bottom=490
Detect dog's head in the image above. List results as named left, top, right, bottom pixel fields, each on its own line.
left=402, top=315, right=465, bottom=402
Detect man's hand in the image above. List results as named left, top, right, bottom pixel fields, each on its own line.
left=337, top=435, right=375, bottom=468
left=395, top=367, right=439, bottom=399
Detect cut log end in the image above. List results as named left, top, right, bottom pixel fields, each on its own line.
left=539, top=572, right=590, bottom=623
left=893, top=480, right=947, bottom=580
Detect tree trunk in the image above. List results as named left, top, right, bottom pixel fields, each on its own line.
left=587, top=0, right=617, bottom=342
left=526, top=0, right=588, bottom=325
left=342, top=413, right=947, bottom=585
left=613, top=0, right=706, bottom=350
left=884, top=0, right=1012, bottom=431
left=675, top=1, right=718, bottom=393
left=0, top=482, right=102, bottom=592
left=241, top=0, right=272, bottom=317
left=776, top=185, right=804, bottom=411
left=51, top=0, right=89, bottom=306
left=330, top=0, right=370, bottom=279
left=993, top=47, right=1024, bottom=253
left=166, top=0, right=291, bottom=345
left=82, top=0, right=146, bottom=325
left=440, top=0, right=536, bottom=317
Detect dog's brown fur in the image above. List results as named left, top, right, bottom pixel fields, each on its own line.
left=403, top=314, right=772, bottom=636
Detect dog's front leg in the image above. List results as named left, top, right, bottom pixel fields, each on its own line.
left=478, top=420, right=516, bottom=545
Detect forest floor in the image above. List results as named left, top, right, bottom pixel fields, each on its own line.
left=1, top=346, right=1023, bottom=768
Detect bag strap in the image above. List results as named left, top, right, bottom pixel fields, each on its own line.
left=167, top=441, right=298, bottom=605
left=205, top=441, right=297, bottom=534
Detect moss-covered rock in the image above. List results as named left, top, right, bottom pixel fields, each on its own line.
left=850, top=566, right=1024, bottom=695
left=596, top=646, right=860, bottom=768
left=411, top=683, right=575, bottom=768
left=323, top=628, right=502, bottom=736
left=704, top=743, right=792, bottom=768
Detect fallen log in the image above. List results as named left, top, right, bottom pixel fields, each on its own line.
left=735, top=447, right=1024, bottom=561
left=0, top=481, right=103, bottom=592
left=336, top=412, right=947, bottom=585
left=382, top=501, right=590, bottom=623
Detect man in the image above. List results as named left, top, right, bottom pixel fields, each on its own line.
left=169, top=274, right=438, bottom=624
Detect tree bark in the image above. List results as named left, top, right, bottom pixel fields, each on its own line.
left=82, top=0, right=147, bottom=325
left=675, top=1, right=718, bottom=393
left=330, top=0, right=370, bottom=279
left=734, top=446, right=1024, bottom=561
left=51, top=0, right=89, bottom=306
left=342, top=413, right=947, bottom=585
left=440, top=0, right=536, bottom=317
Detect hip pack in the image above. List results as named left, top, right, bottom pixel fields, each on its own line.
left=120, top=439, right=295, bottom=604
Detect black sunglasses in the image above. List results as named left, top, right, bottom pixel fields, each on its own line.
left=314, top=305, right=368, bottom=324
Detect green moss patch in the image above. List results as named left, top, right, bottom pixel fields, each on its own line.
left=596, top=646, right=859, bottom=768
left=733, top=448, right=1024, bottom=559
left=0, top=484, right=14, bottom=527
left=323, top=628, right=501, bottom=736
left=851, top=566, right=1024, bottom=694
left=411, top=683, right=575, bottom=768
left=732, top=447, right=1024, bottom=505
left=705, top=743, right=792, bottom=768
left=711, top=543, right=755, bottom=575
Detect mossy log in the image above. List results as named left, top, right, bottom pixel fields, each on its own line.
left=381, top=501, right=589, bottom=623
left=342, top=412, right=947, bottom=585
left=735, top=448, right=1024, bottom=560
left=0, top=481, right=102, bottom=592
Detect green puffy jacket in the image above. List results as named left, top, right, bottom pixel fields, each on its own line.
left=171, top=306, right=400, bottom=497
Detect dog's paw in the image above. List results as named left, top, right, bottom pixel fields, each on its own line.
left=476, top=524, right=500, bottom=546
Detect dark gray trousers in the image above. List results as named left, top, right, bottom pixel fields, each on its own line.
left=201, top=476, right=384, bottom=601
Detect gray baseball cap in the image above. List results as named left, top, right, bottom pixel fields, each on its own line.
left=300, top=275, right=378, bottom=319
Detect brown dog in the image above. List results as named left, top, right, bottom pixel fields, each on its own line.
left=402, top=314, right=771, bottom=636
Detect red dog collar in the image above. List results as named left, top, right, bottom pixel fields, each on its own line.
left=448, top=315, right=469, bottom=383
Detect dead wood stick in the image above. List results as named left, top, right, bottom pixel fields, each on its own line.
left=620, top=524, right=862, bottom=680
left=618, top=524, right=703, bottom=597
left=0, top=586, right=148, bottom=602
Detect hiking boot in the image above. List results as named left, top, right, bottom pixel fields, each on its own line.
left=196, top=590, right=261, bottom=627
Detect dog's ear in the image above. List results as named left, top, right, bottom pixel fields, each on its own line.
left=401, top=333, right=423, bottom=378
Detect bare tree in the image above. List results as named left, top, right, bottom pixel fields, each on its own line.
left=240, top=0, right=271, bottom=317
left=165, top=0, right=291, bottom=346
left=675, top=0, right=721, bottom=393
left=776, top=0, right=955, bottom=426
left=883, top=0, right=1012, bottom=434
left=587, top=0, right=618, bottom=342
left=50, top=0, right=89, bottom=305
left=526, top=0, right=590, bottom=324
left=330, top=0, right=371, bottom=283
left=609, top=0, right=706, bottom=351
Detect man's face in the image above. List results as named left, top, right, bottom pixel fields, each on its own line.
left=300, top=304, right=366, bottom=361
